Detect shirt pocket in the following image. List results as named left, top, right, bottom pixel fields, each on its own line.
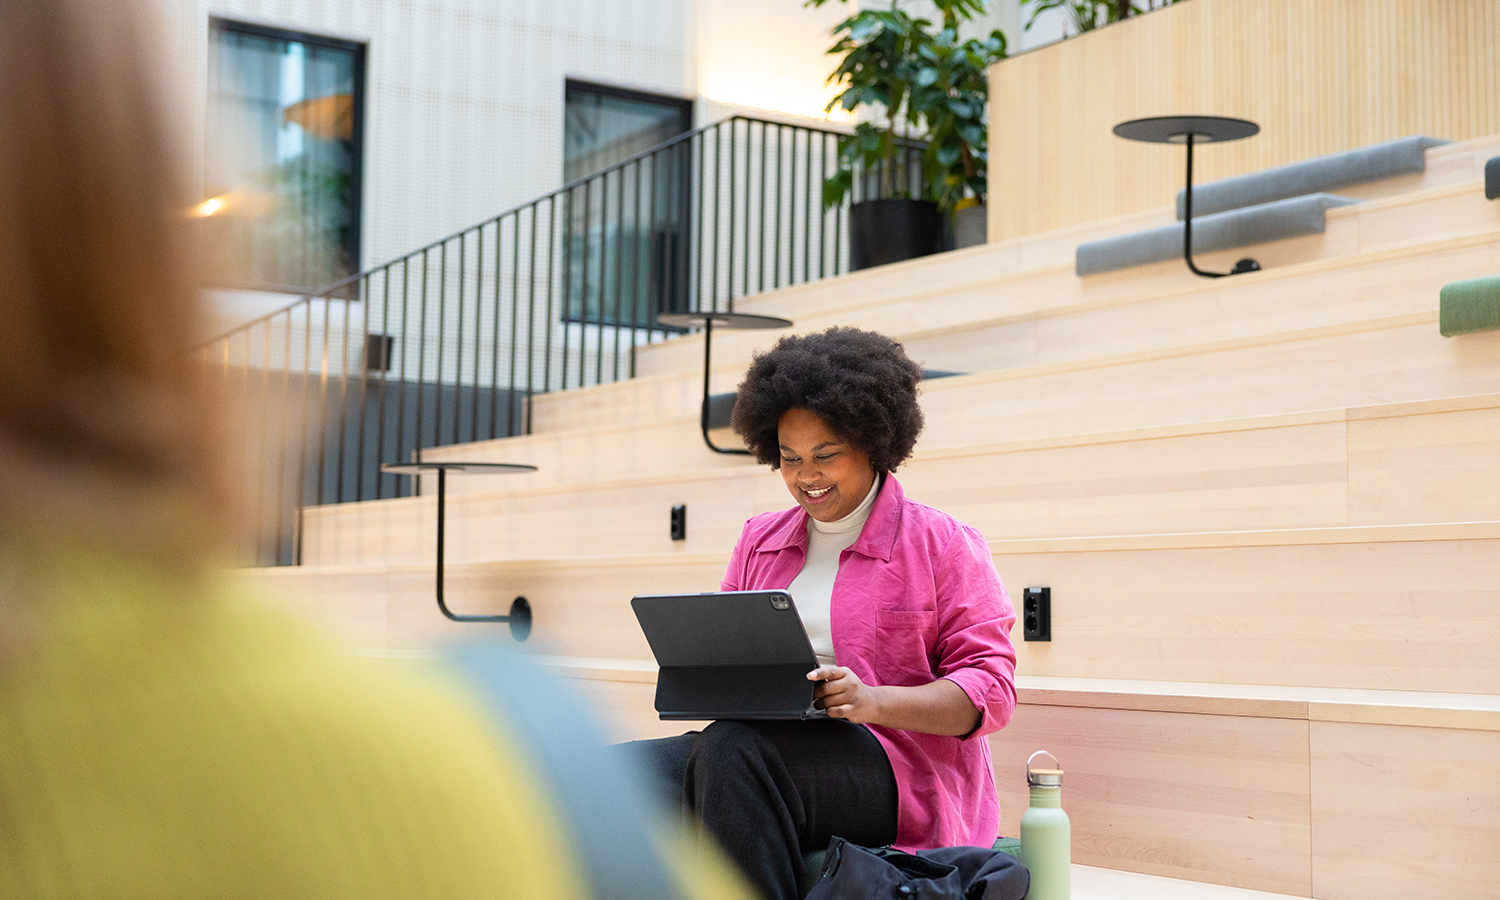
left=872, top=608, right=941, bottom=681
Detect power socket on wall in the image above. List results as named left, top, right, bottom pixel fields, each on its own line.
left=670, top=504, right=687, bottom=541
left=1023, top=587, right=1051, bottom=642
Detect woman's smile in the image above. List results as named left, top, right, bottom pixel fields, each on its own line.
left=777, top=408, right=876, bottom=522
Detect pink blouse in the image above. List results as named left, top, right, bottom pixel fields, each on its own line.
left=721, top=474, right=1017, bottom=850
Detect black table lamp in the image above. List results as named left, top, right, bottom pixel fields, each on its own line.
left=1114, top=115, right=1261, bottom=278
left=657, top=311, right=793, bottom=455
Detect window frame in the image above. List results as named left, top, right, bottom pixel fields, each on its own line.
left=206, top=16, right=368, bottom=294
left=561, top=79, right=694, bottom=328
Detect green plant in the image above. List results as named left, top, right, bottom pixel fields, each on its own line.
left=919, top=23, right=1006, bottom=215
left=809, top=0, right=1007, bottom=217
left=1021, top=0, right=1181, bottom=36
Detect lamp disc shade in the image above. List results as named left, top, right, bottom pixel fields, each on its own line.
left=1114, top=115, right=1259, bottom=145
left=657, top=312, right=792, bottom=330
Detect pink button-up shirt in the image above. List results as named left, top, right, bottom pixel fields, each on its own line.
left=721, top=474, right=1017, bottom=850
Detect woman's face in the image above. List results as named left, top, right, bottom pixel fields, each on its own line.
left=777, top=408, right=877, bottom=523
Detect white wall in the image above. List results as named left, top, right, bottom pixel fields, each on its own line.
left=171, top=0, right=694, bottom=270
left=157, top=0, right=875, bottom=282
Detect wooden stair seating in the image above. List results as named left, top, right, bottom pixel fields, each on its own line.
left=240, top=133, right=1500, bottom=900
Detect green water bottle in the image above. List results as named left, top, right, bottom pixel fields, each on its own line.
left=1018, top=750, right=1070, bottom=900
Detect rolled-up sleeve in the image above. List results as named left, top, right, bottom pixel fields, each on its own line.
left=931, top=524, right=1017, bottom=739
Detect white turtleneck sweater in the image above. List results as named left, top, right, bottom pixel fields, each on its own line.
left=787, top=475, right=881, bottom=665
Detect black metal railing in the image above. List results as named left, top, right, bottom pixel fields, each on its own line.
left=204, top=116, right=933, bottom=566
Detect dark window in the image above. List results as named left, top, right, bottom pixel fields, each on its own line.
left=562, top=81, right=692, bottom=327
left=205, top=18, right=365, bottom=294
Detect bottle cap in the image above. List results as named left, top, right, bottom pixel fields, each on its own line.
left=1026, top=750, right=1063, bottom=787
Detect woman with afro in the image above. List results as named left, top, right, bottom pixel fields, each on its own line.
left=635, top=326, right=1017, bottom=900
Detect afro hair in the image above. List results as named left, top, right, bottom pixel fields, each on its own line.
left=730, top=326, right=924, bottom=472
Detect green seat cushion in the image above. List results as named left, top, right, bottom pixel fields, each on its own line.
left=1439, top=275, right=1500, bottom=336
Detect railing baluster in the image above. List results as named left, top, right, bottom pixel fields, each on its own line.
left=317, top=291, right=334, bottom=506
left=349, top=276, right=370, bottom=501
left=394, top=259, right=411, bottom=486
left=468, top=228, right=482, bottom=444
left=563, top=185, right=576, bottom=390
left=508, top=207, right=522, bottom=435
left=276, top=313, right=293, bottom=562
left=490, top=217, right=504, bottom=439
left=611, top=163, right=625, bottom=379
left=773, top=123, right=783, bottom=290
left=414, top=250, right=429, bottom=465
left=375, top=267, right=393, bottom=499
left=534, top=199, right=546, bottom=408
left=436, top=242, right=449, bottom=449
left=696, top=126, right=709, bottom=314
left=629, top=156, right=644, bottom=376
left=729, top=119, right=739, bottom=310
left=802, top=127, right=812, bottom=285
left=334, top=283, right=353, bottom=502
left=543, top=194, right=557, bottom=397
left=758, top=120, right=768, bottom=295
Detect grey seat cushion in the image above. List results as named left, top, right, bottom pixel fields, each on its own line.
left=1175, top=135, right=1449, bottom=219
left=1076, top=193, right=1361, bottom=277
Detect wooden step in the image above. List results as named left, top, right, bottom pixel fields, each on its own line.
left=532, top=228, right=1500, bottom=438
left=1068, top=866, right=1309, bottom=900
left=994, top=521, right=1500, bottom=695
left=989, top=678, right=1500, bottom=899
left=251, top=520, right=1500, bottom=695
left=441, top=317, right=1500, bottom=491
left=305, top=393, right=1500, bottom=568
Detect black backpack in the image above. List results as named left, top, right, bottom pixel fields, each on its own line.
left=805, top=836, right=1030, bottom=900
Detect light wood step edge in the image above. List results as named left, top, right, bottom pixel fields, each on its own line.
left=709, top=208, right=1498, bottom=335
left=331, top=391, right=1500, bottom=517
left=259, top=520, right=1500, bottom=575
left=527, top=658, right=1500, bottom=732
left=718, top=168, right=1492, bottom=321
left=899, top=225, right=1497, bottom=346
left=537, top=222, right=1494, bottom=417
left=449, top=310, right=1452, bottom=456
left=1068, top=863, right=1312, bottom=900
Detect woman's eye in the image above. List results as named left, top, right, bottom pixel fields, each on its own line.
left=816, top=453, right=838, bottom=462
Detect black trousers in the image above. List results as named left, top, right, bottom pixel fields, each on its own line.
left=623, top=719, right=899, bottom=900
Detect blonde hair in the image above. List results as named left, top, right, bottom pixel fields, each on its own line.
left=0, top=0, right=233, bottom=563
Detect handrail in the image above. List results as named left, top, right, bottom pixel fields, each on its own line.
left=202, top=115, right=929, bottom=566
left=204, top=116, right=853, bottom=343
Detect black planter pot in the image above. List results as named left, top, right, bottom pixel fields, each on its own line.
left=848, top=198, right=946, bottom=271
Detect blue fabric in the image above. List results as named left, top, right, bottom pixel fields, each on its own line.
left=446, top=644, right=687, bottom=900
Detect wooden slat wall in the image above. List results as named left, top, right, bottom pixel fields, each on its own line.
left=987, top=0, right=1500, bottom=240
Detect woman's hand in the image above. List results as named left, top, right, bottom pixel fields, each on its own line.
left=808, top=665, right=879, bottom=723
left=808, top=666, right=982, bottom=736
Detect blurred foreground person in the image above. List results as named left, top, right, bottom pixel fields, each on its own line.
left=0, top=2, right=749, bottom=899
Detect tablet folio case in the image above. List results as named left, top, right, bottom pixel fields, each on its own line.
left=632, top=590, right=824, bottom=720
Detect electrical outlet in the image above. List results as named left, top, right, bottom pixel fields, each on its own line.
left=670, top=504, right=687, bottom=541
left=1023, top=587, right=1051, bottom=641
